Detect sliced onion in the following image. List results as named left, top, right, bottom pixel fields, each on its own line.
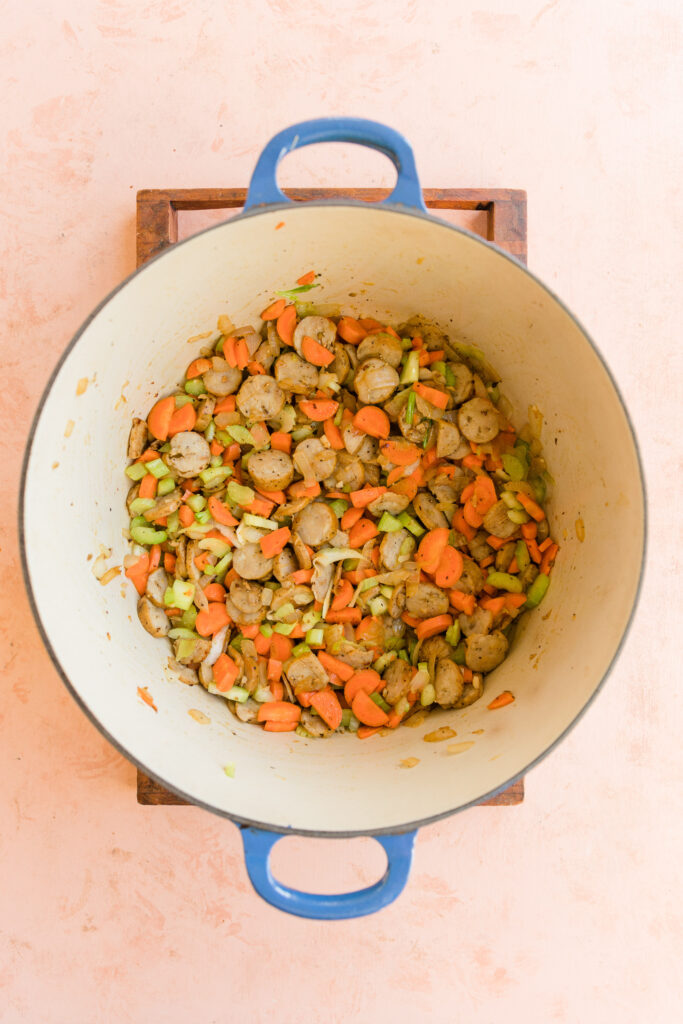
left=205, top=625, right=228, bottom=667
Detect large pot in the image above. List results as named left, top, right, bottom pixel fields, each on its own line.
left=20, top=119, right=645, bottom=920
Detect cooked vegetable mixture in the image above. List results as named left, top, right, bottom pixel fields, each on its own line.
left=124, top=277, right=558, bottom=738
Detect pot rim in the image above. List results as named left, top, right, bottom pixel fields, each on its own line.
left=18, top=199, right=648, bottom=837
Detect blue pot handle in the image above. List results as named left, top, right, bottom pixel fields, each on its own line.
left=244, top=117, right=425, bottom=212
left=240, top=826, right=417, bottom=920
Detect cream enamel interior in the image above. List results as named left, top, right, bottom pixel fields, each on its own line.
left=22, top=204, right=644, bottom=834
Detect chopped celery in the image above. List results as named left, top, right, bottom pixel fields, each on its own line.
left=333, top=405, right=344, bottom=427
left=129, top=497, right=156, bottom=516
left=215, top=335, right=225, bottom=354
left=198, top=537, right=231, bottom=556
left=347, top=713, right=360, bottom=733
left=259, top=622, right=274, bottom=638
left=185, top=379, right=206, bottom=396
left=227, top=481, right=255, bottom=506
left=301, top=609, right=321, bottom=631
left=515, top=540, right=530, bottom=573
left=486, top=572, right=523, bottom=593
left=385, top=637, right=405, bottom=651
left=168, top=627, right=199, bottom=640
left=373, top=651, right=397, bottom=674
left=368, top=595, right=388, bottom=616
left=379, top=584, right=394, bottom=599
left=397, top=649, right=409, bottom=662
left=130, top=515, right=148, bottom=530
left=502, top=453, right=527, bottom=481
left=507, top=508, right=530, bottom=525
left=130, top=524, right=167, bottom=546
left=199, top=466, right=233, bottom=487
left=306, top=628, right=324, bottom=646
left=445, top=622, right=461, bottom=647
left=125, top=462, right=148, bottom=481
left=145, top=458, right=170, bottom=479
left=530, top=475, right=547, bottom=503
left=157, top=476, right=175, bottom=497
left=223, top=763, right=235, bottom=778
left=404, top=390, right=416, bottom=425
left=215, top=429, right=234, bottom=447
left=342, top=557, right=360, bottom=571
left=370, top=692, right=391, bottom=713
left=160, top=443, right=171, bottom=453
left=167, top=579, right=195, bottom=610
left=397, top=511, right=425, bottom=537
left=377, top=512, right=403, bottom=533
left=291, top=425, right=313, bottom=442
left=276, top=283, right=318, bottom=297
left=225, top=685, right=250, bottom=703
left=273, top=602, right=295, bottom=621
left=174, top=394, right=195, bottom=408
left=358, top=575, right=381, bottom=593
left=264, top=580, right=279, bottom=590
left=226, top=424, right=255, bottom=446
left=273, top=622, right=296, bottom=635
left=329, top=498, right=349, bottom=518
left=181, top=605, right=198, bottom=631
left=211, top=552, right=233, bottom=577
left=166, top=511, right=180, bottom=534
left=209, top=454, right=223, bottom=468
left=453, top=642, right=466, bottom=665
left=278, top=405, right=297, bottom=433
left=399, top=350, right=420, bottom=384
left=176, top=638, right=196, bottom=661
left=444, top=364, right=456, bottom=387
left=420, top=682, right=436, bottom=707
left=401, top=336, right=413, bottom=350
left=204, top=420, right=216, bottom=443
left=292, top=642, right=311, bottom=657
left=501, top=491, right=522, bottom=509
left=230, top=636, right=243, bottom=652
left=341, top=709, right=352, bottom=729
left=431, top=360, right=446, bottom=376
left=188, top=492, right=207, bottom=511
left=525, top=573, right=550, bottom=608
left=243, top=513, right=277, bottom=530
left=194, top=509, right=210, bottom=525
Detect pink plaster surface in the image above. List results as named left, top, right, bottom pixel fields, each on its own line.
left=1, top=2, right=681, bottom=1021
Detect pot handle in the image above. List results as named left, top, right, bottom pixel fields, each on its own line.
left=244, top=117, right=425, bottom=212
left=239, top=825, right=417, bottom=920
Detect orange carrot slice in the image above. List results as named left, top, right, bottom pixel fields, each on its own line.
left=276, top=304, right=297, bottom=346
left=310, top=690, right=343, bottom=731
left=415, top=614, right=453, bottom=641
left=299, top=399, right=339, bottom=421
left=302, top=335, right=334, bottom=367
left=352, top=689, right=389, bottom=727
left=147, top=396, right=175, bottom=441
left=353, top=405, right=390, bottom=439
left=488, top=691, right=515, bottom=710
left=261, top=298, right=286, bottom=321
left=186, top=357, right=212, bottom=379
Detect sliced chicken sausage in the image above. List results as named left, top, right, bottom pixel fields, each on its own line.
left=236, top=375, right=285, bottom=421
left=274, top=352, right=319, bottom=395
left=166, top=432, right=211, bottom=477
left=232, top=542, right=274, bottom=581
left=248, top=449, right=294, bottom=492
left=292, top=501, right=338, bottom=547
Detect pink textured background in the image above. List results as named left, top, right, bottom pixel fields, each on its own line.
left=2, top=2, right=681, bottom=1021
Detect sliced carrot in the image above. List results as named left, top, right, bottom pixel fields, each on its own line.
left=353, top=406, right=390, bottom=440
left=270, top=681, right=284, bottom=701
left=355, top=615, right=383, bottom=647
left=213, top=653, right=239, bottom=692
left=223, top=337, right=238, bottom=368
left=214, top=395, right=236, bottom=415
left=288, top=480, right=321, bottom=499
left=193, top=551, right=212, bottom=571
left=504, top=593, right=528, bottom=610
left=517, top=491, right=546, bottom=522
left=449, top=591, right=476, bottom=616
left=125, top=553, right=149, bottom=596
left=256, top=487, right=287, bottom=505
left=203, top=582, right=226, bottom=602
left=207, top=495, right=238, bottom=527
left=169, top=403, right=197, bottom=437
left=340, top=505, right=364, bottom=531
left=343, top=669, right=382, bottom=705
left=248, top=360, right=266, bottom=376
left=480, top=555, right=495, bottom=569
left=257, top=701, right=301, bottom=723
left=244, top=496, right=276, bottom=517
left=472, top=474, right=497, bottom=514
left=195, top=602, right=231, bottom=637
left=261, top=298, right=286, bottom=321
left=379, top=439, right=421, bottom=465
left=479, top=595, right=506, bottom=614
left=401, top=612, right=422, bottom=628
left=348, top=518, right=379, bottom=548
left=337, top=316, right=367, bottom=344
left=416, top=614, right=453, bottom=641
left=526, top=538, right=542, bottom=564
left=359, top=317, right=383, bottom=331
left=267, top=658, right=283, bottom=684
left=147, top=396, right=175, bottom=441
left=413, top=381, right=448, bottom=411
left=462, top=454, right=484, bottom=469
left=210, top=440, right=225, bottom=457
left=460, top=482, right=477, bottom=505
left=234, top=337, right=250, bottom=370
left=138, top=473, right=157, bottom=500
left=463, top=500, right=484, bottom=529
left=317, top=651, right=354, bottom=682
left=391, top=477, right=419, bottom=502
left=488, top=691, right=515, bottom=711
left=357, top=725, right=379, bottom=739
left=452, top=509, right=476, bottom=541
left=310, top=689, right=343, bottom=731
left=330, top=578, right=353, bottom=612
left=178, top=504, right=195, bottom=527
left=521, top=521, right=538, bottom=540
left=263, top=720, right=296, bottom=732
left=349, top=486, right=387, bottom=508
left=290, top=568, right=313, bottom=585
left=276, top=304, right=297, bottom=346
left=302, top=335, right=334, bottom=367
left=270, top=431, right=292, bottom=454
left=254, top=631, right=271, bottom=656
left=270, top=633, right=293, bottom=662
left=386, top=465, right=405, bottom=486
left=297, top=270, right=316, bottom=286
left=323, top=418, right=345, bottom=450
left=299, top=399, right=339, bottom=421
left=434, top=546, right=464, bottom=589
left=486, top=534, right=507, bottom=550
left=223, top=568, right=239, bottom=588
left=163, top=552, right=176, bottom=573
left=260, top=526, right=291, bottom=558
left=136, top=448, right=160, bottom=463
left=137, top=686, right=157, bottom=711
left=186, top=357, right=212, bottom=379
left=325, top=607, right=362, bottom=625
left=240, top=624, right=260, bottom=640
left=352, top=689, right=389, bottom=727
left=540, top=542, right=559, bottom=575
left=343, top=568, right=376, bottom=585
left=416, top=527, right=450, bottom=574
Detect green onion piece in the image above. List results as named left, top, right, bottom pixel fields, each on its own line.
left=130, top=525, right=167, bottom=546
left=377, top=511, right=403, bottom=533
left=243, top=513, right=277, bottom=530
left=486, top=572, right=523, bottom=593
left=145, top=458, right=170, bottom=479
left=329, top=498, right=350, bottom=518
left=453, top=642, right=466, bottom=665
left=399, top=350, right=420, bottom=384
left=333, top=405, right=344, bottom=427
left=227, top=481, right=255, bottom=506
left=168, top=627, right=199, bottom=640
left=157, top=476, right=175, bottom=497
left=225, top=685, right=250, bottom=703
left=515, top=540, right=530, bottom=573
left=420, top=682, right=436, bottom=707
left=291, top=425, right=313, bottom=442
left=397, top=513, right=424, bottom=539
left=175, top=638, right=196, bottom=661
left=501, top=453, right=527, bottom=481
left=368, top=595, right=389, bottom=616
left=223, top=762, right=235, bottom=778
left=204, top=420, right=216, bottom=443
left=373, top=651, right=397, bottom=674
left=174, top=394, right=195, bottom=408
left=341, top=709, right=352, bottom=729
left=525, top=573, right=550, bottom=608
left=276, top=283, right=319, bottom=297
left=273, top=622, right=296, bottom=635
left=185, top=379, right=206, bottom=396
left=422, top=421, right=433, bottom=449
left=199, top=466, right=233, bottom=487
left=129, top=497, right=156, bottom=515
left=125, top=462, right=148, bottom=481
left=225, top=424, right=255, bottom=446
left=507, top=508, right=530, bottom=525
left=370, top=692, right=391, bottom=713
left=404, top=390, right=416, bottom=425
left=431, top=360, right=446, bottom=377
left=272, top=602, right=295, bottom=621
left=306, top=628, right=324, bottom=646
left=445, top=622, right=461, bottom=647
left=292, top=642, right=311, bottom=657
left=181, top=605, right=198, bottom=631
left=166, top=510, right=180, bottom=535
left=259, top=622, right=274, bottom=638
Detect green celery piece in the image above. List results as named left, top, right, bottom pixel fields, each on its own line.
left=501, top=453, right=526, bottom=481
left=129, top=497, right=156, bottom=516
left=420, top=682, right=436, bottom=707
left=174, top=394, right=195, bottom=408
left=445, top=622, right=461, bottom=647
left=486, top=572, right=523, bottom=593
left=226, top=425, right=255, bottom=446
left=397, top=511, right=425, bottom=537
left=130, top=525, right=167, bottom=546
left=125, top=462, right=148, bottom=482
left=185, top=379, right=206, bottom=396
left=145, top=458, right=170, bottom=479
left=175, top=638, right=196, bottom=661
left=444, top=365, right=457, bottom=387
left=525, top=573, right=550, bottom=608
left=194, top=509, right=210, bottom=524
left=377, top=512, right=403, bottom=533
left=227, top=481, right=255, bottom=506
left=453, top=642, right=466, bottom=665
left=225, top=685, right=250, bottom=703
left=370, top=692, right=391, bottom=713
left=329, top=499, right=349, bottom=518
left=515, top=540, right=530, bottom=573
left=399, top=350, right=420, bottom=385
left=404, top=390, right=416, bottom=426
left=259, top=622, right=274, bottom=638
left=168, top=627, right=199, bottom=640
left=199, top=466, right=233, bottom=487
left=157, top=477, right=175, bottom=497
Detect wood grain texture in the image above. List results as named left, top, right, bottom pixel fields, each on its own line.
left=135, top=185, right=526, bottom=809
